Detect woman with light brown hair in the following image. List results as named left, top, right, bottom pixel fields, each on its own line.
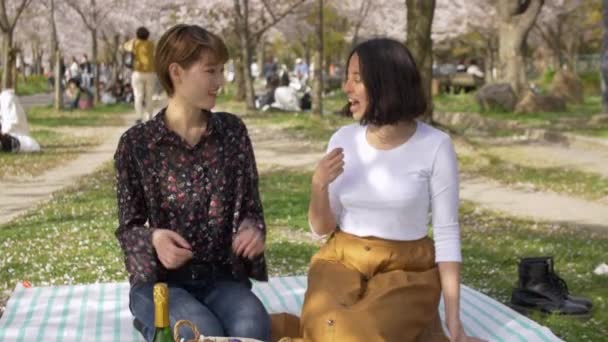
left=114, top=24, right=270, bottom=342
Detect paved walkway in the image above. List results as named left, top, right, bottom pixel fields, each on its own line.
left=19, top=92, right=54, bottom=111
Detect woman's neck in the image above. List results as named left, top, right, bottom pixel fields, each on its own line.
left=366, top=120, right=417, bottom=149
left=165, top=97, right=209, bottom=145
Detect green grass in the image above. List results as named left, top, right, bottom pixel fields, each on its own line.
left=0, top=129, right=100, bottom=179
left=323, top=91, right=348, bottom=115
left=459, top=154, right=608, bottom=201
left=15, top=75, right=50, bottom=96
left=574, top=127, right=608, bottom=138
left=433, top=93, right=603, bottom=129
left=246, top=112, right=351, bottom=142
left=579, top=72, right=601, bottom=97
left=0, top=165, right=605, bottom=340
left=0, top=103, right=131, bottom=180
left=260, top=170, right=311, bottom=231
left=27, top=103, right=132, bottom=127
left=458, top=202, right=607, bottom=341
left=218, top=90, right=352, bottom=142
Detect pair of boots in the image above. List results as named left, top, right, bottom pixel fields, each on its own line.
left=510, top=256, right=592, bottom=317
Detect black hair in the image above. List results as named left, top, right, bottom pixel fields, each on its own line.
left=343, top=38, right=426, bottom=125
left=136, top=27, right=150, bottom=40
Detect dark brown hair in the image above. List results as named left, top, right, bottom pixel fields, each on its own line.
left=343, top=38, right=426, bottom=125
left=154, top=24, right=229, bottom=96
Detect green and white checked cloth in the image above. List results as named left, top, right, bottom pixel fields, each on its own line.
left=0, top=276, right=561, bottom=342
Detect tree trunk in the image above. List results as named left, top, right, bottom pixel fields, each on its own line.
left=497, top=0, right=544, bottom=96
left=12, top=50, right=19, bottom=92
left=242, top=41, right=256, bottom=110
left=91, top=28, right=100, bottom=104
left=406, top=0, right=435, bottom=123
left=49, top=0, right=58, bottom=69
left=256, top=37, right=265, bottom=79
left=234, top=50, right=246, bottom=101
left=305, top=43, right=311, bottom=67
left=111, top=34, right=120, bottom=84
left=32, top=43, right=43, bottom=75
left=234, top=0, right=256, bottom=110
left=351, top=0, right=372, bottom=49
left=601, top=0, right=608, bottom=112
left=54, top=49, right=63, bottom=111
left=1, top=30, right=14, bottom=89
left=312, top=0, right=324, bottom=116
left=563, top=34, right=579, bottom=72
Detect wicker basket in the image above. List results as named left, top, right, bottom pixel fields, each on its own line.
left=173, top=319, right=263, bottom=342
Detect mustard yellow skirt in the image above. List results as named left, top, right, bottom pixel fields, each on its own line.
left=298, top=231, right=448, bottom=342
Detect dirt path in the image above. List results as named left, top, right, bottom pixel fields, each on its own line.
left=3, top=104, right=608, bottom=231
left=483, top=143, right=608, bottom=179
left=246, top=121, right=608, bottom=231
left=0, top=112, right=137, bottom=225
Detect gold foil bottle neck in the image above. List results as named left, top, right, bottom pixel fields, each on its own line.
left=153, top=283, right=170, bottom=328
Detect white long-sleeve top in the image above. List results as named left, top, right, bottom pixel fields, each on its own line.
left=321, top=121, right=462, bottom=262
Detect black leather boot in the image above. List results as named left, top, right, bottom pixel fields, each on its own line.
left=510, top=257, right=590, bottom=317
left=519, top=256, right=593, bottom=309
left=545, top=256, right=593, bottom=309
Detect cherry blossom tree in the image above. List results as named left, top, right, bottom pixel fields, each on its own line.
left=0, top=0, right=33, bottom=89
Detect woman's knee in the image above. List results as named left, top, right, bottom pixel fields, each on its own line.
left=170, top=298, right=225, bottom=337
left=222, top=291, right=271, bottom=340
left=226, top=305, right=271, bottom=341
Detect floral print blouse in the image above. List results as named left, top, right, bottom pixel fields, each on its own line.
left=114, top=109, right=267, bottom=286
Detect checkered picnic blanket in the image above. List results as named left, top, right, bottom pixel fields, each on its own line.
left=0, top=276, right=562, bottom=342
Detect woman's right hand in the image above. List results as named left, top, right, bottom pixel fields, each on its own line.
left=151, top=229, right=193, bottom=269
left=312, top=147, right=344, bottom=189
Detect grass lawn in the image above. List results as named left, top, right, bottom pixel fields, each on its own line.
left=15, top=75, right=50, bottom=96
left=27, top=103, right=131, bottom=127
left=0, top=164, right=605, bottom=340
left=0, top=103, right=131, bottom=180
left=1, top=87, right=606, bottom=340
left=218, top=91, right=352, bottom=142
left=226, top=88, right=608, bottom=204
left=433, top=93, right=605, bottom=130
left=573, top=127, right=608, bottom=138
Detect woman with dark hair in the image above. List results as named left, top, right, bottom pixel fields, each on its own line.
left=115, top=24, right=270, bottom=342
left=297, top=38, right=484, bottom=341
left=65, top=78, right=93, bottom=110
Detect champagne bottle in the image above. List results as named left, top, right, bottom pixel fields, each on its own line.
left=153, top=283, right=174, bottom=342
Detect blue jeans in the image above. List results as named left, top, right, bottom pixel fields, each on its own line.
left=130, top=280, right=271, bottom=342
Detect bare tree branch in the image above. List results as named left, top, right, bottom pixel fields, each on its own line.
left=65, top=0, right=94, bottom=30
left=516, top=0, right=544, bottom=36
left=260, top=0, right=277, bottom=22
left=253, top=0, right=307, bottom=38
left=0, top=0, right=33, bottom=31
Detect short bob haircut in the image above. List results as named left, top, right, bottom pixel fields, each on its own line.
left=136, top=27, right=150, bottom=40
left=343, top=38, right=426, bottom=125
left=154, top=24, right=229, bottom=97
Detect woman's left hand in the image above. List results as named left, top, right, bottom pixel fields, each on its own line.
left=449, top=320, right=487, bottom=342
left=233, top=220, right=265, bottom=259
